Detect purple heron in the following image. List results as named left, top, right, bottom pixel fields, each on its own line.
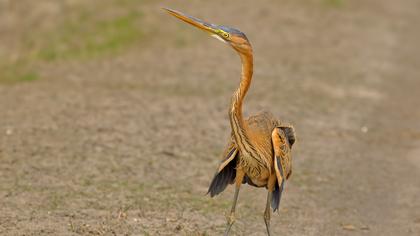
left=164, top=8, right=296, bottom=235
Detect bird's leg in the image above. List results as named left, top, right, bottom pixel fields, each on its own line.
left=264, top=191, right=273, bottom=236
left=264, top=174, right=276, bottom=236
left=224, top=186, right=240, bottom=235
left=224, top=169, right=245, bottom=236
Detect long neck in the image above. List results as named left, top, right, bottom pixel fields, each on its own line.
left=232, top=52, right=253, bottom=115
left=229, top=51, right=256, bottom=155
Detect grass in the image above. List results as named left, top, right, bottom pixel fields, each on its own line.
left=1, top=64, right=40, bottom=83
left=18, top=72, right=39, bottom=82
left=33, top=11, right=143, bottom=62
left=0, top=3, right=145, bottom=84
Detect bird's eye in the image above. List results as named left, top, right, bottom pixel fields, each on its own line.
left=222, top=32, right=229, bottom=38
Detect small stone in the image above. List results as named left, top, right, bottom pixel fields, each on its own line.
left=6, top=128, right=13, bottom=135
left=360, top=225, right=370, bottom=230
left=118, top=211, right=127, bottom=219
left=361, top=126, right=368, bottom=133
left=342, top=224, right=356, bottom=231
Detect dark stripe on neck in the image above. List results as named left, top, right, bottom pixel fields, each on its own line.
left=230, top=105, right=263, bottom=166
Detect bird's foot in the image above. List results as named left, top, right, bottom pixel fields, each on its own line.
left=224, top=212, right=236, bottom=236
left=226, top=212, right=236, bottom=225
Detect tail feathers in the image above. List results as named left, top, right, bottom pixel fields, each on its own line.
left=207, top=159, right=236, bottom=197
left=271, top=179, right=284, bottom=212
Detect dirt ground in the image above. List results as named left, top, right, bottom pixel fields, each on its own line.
left=1, top=0, right=420, bottom=235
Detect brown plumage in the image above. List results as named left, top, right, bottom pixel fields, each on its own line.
left=164, top=8, right=296, bottom=236
left=210, top=112, right=294, bottom=195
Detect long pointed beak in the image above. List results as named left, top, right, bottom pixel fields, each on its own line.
left=163, top=8, right=219, bottom=35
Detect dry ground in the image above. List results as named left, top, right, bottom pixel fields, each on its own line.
left=1, top=0, right=420, bottom=235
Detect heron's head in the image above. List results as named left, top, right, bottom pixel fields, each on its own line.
left=164, top=8, right=252, bottom=56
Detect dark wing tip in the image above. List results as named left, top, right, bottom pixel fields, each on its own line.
left=271, top=179, right=285, bottom=212
left=207, top=150, right=238, bottom=197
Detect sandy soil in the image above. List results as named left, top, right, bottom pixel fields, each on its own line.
left=1, top=0, right=419, bottom=235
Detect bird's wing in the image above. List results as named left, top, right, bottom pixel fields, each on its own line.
left=271, top=127, right=292, bottom=211
left=278, top=124, right=296, bottom=147
left=207, top=144, right=238, bottom=197
left=274, top=127, right=293, bottom=179
left=217, top=147, right=238, bottom=172
left=272, top=156, right=285, bottom=212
